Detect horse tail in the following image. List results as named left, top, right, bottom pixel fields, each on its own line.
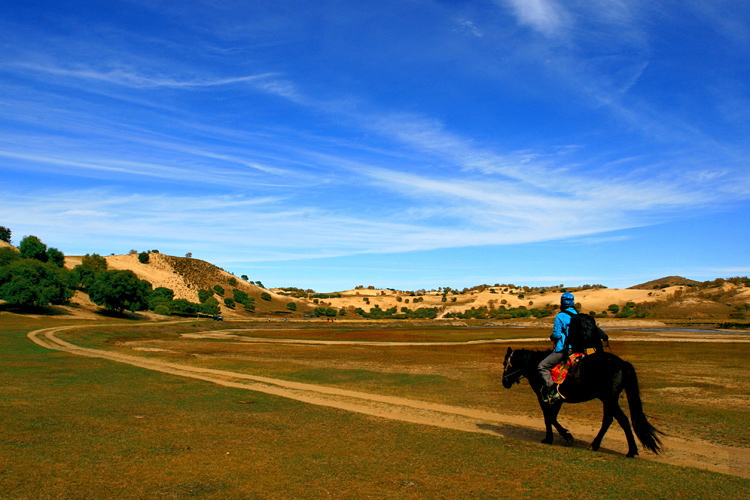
left=622, top=360, right=664, bottom=454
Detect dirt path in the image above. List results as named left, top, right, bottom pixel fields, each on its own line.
left=28, top=325, right=750, bottom=479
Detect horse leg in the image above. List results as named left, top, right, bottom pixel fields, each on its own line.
left=537, top=394, right=555, bottom=444
left=589, top=400, right=614, bottom=452
left=612, top=403, right=639, bottom=458
left=552, top=415, right=574, bottom=446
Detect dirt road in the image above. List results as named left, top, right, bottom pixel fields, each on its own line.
left=28, top=325, right=750, bottom=479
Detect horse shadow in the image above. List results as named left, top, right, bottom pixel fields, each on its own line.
left=475, top=422, right=623, bottom=457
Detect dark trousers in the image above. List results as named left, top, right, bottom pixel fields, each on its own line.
left=538, top=351, right=566, bottom=388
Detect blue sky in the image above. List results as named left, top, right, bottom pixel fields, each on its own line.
left=1, top=0, right=749, bottom=291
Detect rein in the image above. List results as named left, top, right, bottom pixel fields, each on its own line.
left=503, top=356, right=526, bottom=383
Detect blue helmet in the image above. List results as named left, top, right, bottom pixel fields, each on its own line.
left=561, top=292, right=575, bottom=308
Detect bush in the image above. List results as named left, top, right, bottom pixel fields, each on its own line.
left=154, top=304, right=170, bottom=316
left=199, top=301, right=220, bottom=315
left=0, top=226, right=10, bottom=243
left=0, top=259, right=73, bottom=307
left=46, top=247, right=65, bottom=267
left=0, top=247, right=20, bottom=267
left=260, top=292, right=272, bottom=301
left=19, top=236, right=48, bottom=262
left=228, top=277, right=237, bottom=286
left=213, top=285, right=225, bottom=296
left=286, top=302, right=297, bottom=311
left=198, top=289, right=213, bottom=303
left=170, top=299, right=199, bottom=316
left=70, top=254, right=107, bottom=290
left=608, top=304, right=620, bottom=314
left=148, top=287, right=174, bottom=310
left=233, top=289, right=250, bottom=305
left=88, top=269, right=152, bottom=313
left=138, top=252, right=150, bottom=264
left=224, top=297, right=235, bottom=308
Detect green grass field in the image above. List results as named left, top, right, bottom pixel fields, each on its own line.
left=2, top=316, right=749, bottom=499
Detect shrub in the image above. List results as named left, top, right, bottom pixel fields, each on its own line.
left=286, top=302, right=297, bottom=311
left=198, top=289, right=213, bottom=303
left=154, top=305, right=170, bottom=316
left=228, top=277, right=237, bottom=286
left=224, top=298, right=235, bottom=308
left=0, top=247, right=20, bottom=267
left=260, top=292, right=272, bottom=301
left=70, top=253, right=107, bottom=290
left=608, top=304, right=620, bottom=314
left=0, top=259, right=73, bottom=307
left=199, top=301, right=219, bottom=315
left=0, top=226, right=10, bottom=243
left=19, top=236, right=48, bottom=262
left=88, top=269, right=151, bottom=313
left=233, top=289, right=250, bottom=305
left=170, top=299, right=199, bottom=316
left=138, top=252, right=150, bottom=264
left=213, top=285, right=225, bottom=296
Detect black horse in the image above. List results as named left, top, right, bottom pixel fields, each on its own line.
left=501, top=347, right=662, bottom=457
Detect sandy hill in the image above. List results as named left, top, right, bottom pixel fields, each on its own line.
left=9, top=250, right=741, bottom=323
left=64, top=252, right=308, bottom=318
left=630, top=276, right=702, bottom=290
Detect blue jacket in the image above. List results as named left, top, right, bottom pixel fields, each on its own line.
left=551, top=307, right=577, bottom=352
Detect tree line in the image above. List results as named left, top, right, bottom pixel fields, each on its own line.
left=0, top=232, right=216, bottom=316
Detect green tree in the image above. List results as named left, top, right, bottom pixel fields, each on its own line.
left=19, top=236, right=48, bottom=262
left=46, top=247, right=65, bottom=267
left=224, top=297, right=235, bottom=308
left=228, top=277, right=237, bottom=286
left=608, top=304, right=620, bottom=314
left=260, top=292, right=271, bottom=301
left=198, top=289, right=213, bottom=303
left=148, top=287, right=174, bottom=310
left=233, top=289, right=250, bottom=305
left=138, top=252, right=150, bottom=264
left=0, top=226, right=10, bottom=243
left=0, top=259, right=73, bottom=307
left=0, top=247, right=20, bottom=267
left=286, top=302, right=297, bottom=311
left=71, top=253, right=108, bottom=289
left=154, top=304, right=170, bottom=316
left=199, top=299, right=220, bottom=315
left=170, top=299, right=199, bottom=316
left=88, top=269, right=151, bottom=313
left=213, top=285, right=225, bottom=296
left=241, top=275, right=249, bottom=281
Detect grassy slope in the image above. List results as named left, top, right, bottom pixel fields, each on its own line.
left=2, top=317, right=748, bottom=499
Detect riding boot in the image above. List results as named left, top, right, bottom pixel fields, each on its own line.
left=543, top=384, right=563, bottom=404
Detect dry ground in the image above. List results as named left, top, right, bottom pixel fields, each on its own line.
left=28, top=321, right=750, bottom=479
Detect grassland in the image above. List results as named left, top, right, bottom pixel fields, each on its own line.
left=2, top=315, right=749, bottom=499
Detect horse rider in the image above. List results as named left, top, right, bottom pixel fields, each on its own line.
left=538, top=291, right=576, bottom=403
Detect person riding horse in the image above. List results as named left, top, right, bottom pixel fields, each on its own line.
left=537, top=292, right=577, bottom=403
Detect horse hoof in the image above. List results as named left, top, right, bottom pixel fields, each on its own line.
left=587, top=443, right=599, bottom=452
left=626, top=452, right=638, bottom=458
left=563, top=436, right=574, bottom=446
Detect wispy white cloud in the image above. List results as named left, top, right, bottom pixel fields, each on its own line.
left=502, top=0, right=569, bottom=37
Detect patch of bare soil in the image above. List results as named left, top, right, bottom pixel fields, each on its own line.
left=28, top=324, right=750, bottom=479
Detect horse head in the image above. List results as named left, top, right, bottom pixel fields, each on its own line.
left=502, top=347, right=524, bottom=388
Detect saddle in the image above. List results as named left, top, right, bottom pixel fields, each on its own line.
left=550, top=352, right=587, bottom=384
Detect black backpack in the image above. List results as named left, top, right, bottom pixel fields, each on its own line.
left=563, top=310, right=607, bottom=353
